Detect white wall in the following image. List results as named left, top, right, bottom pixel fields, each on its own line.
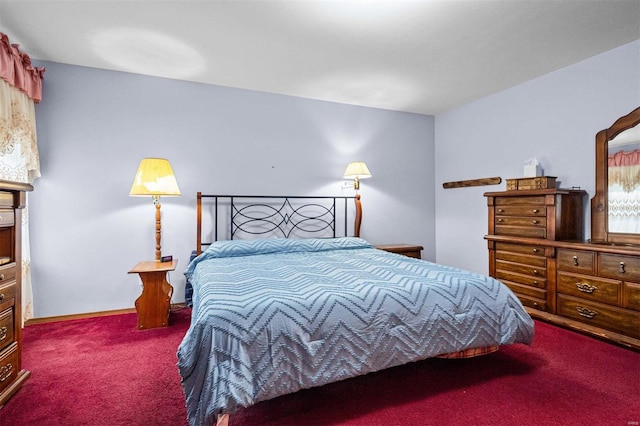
left=31, top=62, right=435, bottom=318
left=435, top=40, right=640, bottom=274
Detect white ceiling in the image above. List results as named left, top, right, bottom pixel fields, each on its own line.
left=1, top=0, right=639, bottom=115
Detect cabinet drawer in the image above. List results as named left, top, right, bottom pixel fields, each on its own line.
left=557, top=272, right=620, bottom=305
left=0, top=280, right=16, bottom=312
left=557, top=295, right=640, bottom=339
left=495, top=242, right=546, bottom=257
left=624, top=282, right=640, bottom=311
left=0, top=210, right=14, bottom=228
left=495, top=216, right=546, bottom=228
left=496, top=250, right=546, bottom=267
left=0, top=342, right=18, bottom=394
left=494, top=196, right=546, bottom=206
left=496, top=259, right=545, bottom=278
left=0, top=264, right=16, bottom=287
left=495, top=226, right=547, bottom=239
left=495, top=206, right=546, bottom=217
left=500, top=279, right=547, bottom=301
left=557, top=249, right=595, bottom=275
left=0, top=308, right=13, bottom=352
left=512, top=292, right=547, bottom=311
left=495, top=270, right=546, bottom=289
left=599, top=254, right=640, bottom=282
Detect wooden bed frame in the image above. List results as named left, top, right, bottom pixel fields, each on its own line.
left=196, top=193, right=363, bottom=255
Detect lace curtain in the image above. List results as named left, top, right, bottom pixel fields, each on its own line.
left=608, top=149, right=640, bottom=234
left=0, top=32, right=44, bottom=323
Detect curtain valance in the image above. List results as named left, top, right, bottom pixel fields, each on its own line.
left=609, top=149, right=640, bottom=167
left=0, top=32, right=45, bottom=103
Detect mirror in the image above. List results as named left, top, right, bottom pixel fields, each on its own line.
left=591, top=106, right=640, bottom=245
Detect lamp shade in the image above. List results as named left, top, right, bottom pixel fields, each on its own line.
left=343, top=161, right=372, bottom=179
left=129, top=158, right=181, bottom=196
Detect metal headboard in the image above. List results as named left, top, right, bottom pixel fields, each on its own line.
left=196, top=193, right=362, bottom=255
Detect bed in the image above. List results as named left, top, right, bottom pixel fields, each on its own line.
left=177, top=194, right=535, bottom=426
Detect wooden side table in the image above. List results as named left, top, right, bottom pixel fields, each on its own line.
left=128, top=260, right=177, bottom=330
left=375, top=244, right=423, bottom=259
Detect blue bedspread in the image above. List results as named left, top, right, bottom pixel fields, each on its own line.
left=177, top=237, right=534, bottom=425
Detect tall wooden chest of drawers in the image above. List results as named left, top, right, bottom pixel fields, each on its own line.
left=0, top=181, right=32, bottom=407
left=485, top=188, right=640, bottom=349
left=485, top=189, right=587, bottom=313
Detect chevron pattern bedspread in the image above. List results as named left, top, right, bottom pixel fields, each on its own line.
left=177, top=237, right=534, bottom=425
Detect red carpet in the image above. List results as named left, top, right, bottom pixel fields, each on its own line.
left=1, top=307, right=638, bottom=425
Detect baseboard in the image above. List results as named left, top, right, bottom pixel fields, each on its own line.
left=24, top=303, right=187, bottom=326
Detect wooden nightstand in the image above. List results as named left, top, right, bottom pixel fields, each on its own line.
left=375, top=244, right=423, bottom=259
left=128, top=260, right=177, bottom=330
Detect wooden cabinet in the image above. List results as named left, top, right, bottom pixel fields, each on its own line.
left=0, top=181, right=32, bottom=407
left=485, top=189, right=586, bottom=315
left=485, top=188, right=586, bottom=241
left=375, top=244, right=423, bottom=259
left=485, top=188, right=640, bottom=349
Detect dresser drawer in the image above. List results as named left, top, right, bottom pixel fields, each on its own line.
left=0, top=342, right=18, bottom=394
left=0, top=263, right=16, bottom=287
left=557, top=272, right=620, bottom=305
left=495, top=242, right=546, bottom=257
left=0, top=210, right=14, bottom=228
left=557, top=249, right=595, bottom=275
left=624, top=282, right=640, bottom=311
left=496, top=270, right=546, bottom=289
left=0, top=280, right=16, bottom=312
left=557, top=295, right=640, bottom=339
left=494, top=195, right=546, bottom=206
left=496, top=259, right=545, bottom=278
left=496, top=250, right=546, bottom=267
left=495, top=205, right=546, bottom=217
left=495, top=225, right=547, bottom=239
left=500, top=279, right=547, bottom=303
left=599, top=254, right=640, bottom=282
left=0, top=308, right=14, bottom=352
left=512, top=292, right=547, bottom=311
left=495, top=216, right=546, bottom=228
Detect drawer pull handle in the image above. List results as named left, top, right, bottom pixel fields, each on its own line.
left=0, top=293, right=4, bottom=301
left=532, top=248, right=538, bottom=253
left=532, top=209, right=539, bottom=213
left=532, top=220, right=538, bottom=224
left=532, top=269, right=539, bottom=275
left=498, top=218, right=503, bottom=222
left=619, top=262, right=625, bottom=273
left=0, top=363, right=12, bottom=382
left=0, top=326, right=6, bottom=341
left=497, top=209, right=503, bottom=213
left=573, top=256, right=579, bottom=266
left=576, top=283, right=597, bottom=294
left=576, top=307, right=597, bottom=319
left=0, top=274, right=5, bottom=281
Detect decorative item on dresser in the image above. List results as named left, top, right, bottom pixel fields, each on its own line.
left=0, top=180, right=33, bottom=407
left=485, top=106, right=640, bottom=349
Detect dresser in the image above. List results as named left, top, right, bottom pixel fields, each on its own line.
left=485, top=188, right=640, bottom=349
left=0, top=181, right=32, bottom=407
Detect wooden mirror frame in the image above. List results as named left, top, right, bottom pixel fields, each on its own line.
left=591, top=106, right=640, bottom=245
